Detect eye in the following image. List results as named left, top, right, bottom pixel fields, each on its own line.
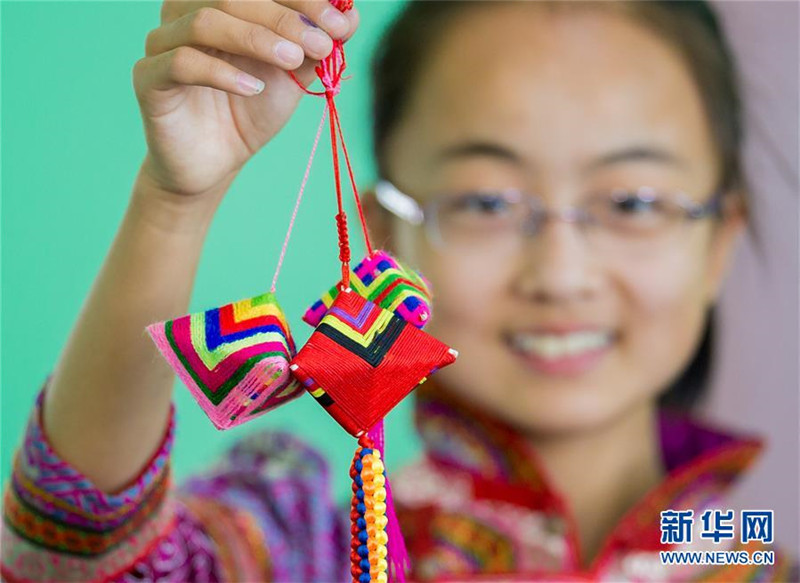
left=590, top=188, right=676, bottom=235
left=451, top=193, right=513, bottom=215
left=609, top=191, right=661, bottom=214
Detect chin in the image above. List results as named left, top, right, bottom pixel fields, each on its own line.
left=465, top=378, right=648, bottom=438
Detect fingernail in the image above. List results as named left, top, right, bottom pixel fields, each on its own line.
left=302, top=28, right=332, bottom=55
left=321, top=7, right=348, bottom=35
left=236, top=72, right=265, bottom=95
left=275, top=40, right=303, bottom=65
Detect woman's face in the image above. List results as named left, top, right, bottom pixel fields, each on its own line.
left=378, top=3, right=744, bottom=436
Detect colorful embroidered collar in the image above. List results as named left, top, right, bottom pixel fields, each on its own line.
left=411, top=377, right=764, bottom=566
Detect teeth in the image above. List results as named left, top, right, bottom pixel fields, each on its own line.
left=510, top=331, right=612, bottom=359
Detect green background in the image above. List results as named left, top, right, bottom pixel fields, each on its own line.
left=1, top=1, right=414, bottom=507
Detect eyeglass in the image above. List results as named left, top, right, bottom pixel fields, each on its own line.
left=374, top=179, right=726, bottom=255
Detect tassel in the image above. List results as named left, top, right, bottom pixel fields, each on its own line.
left=368, top=421, right=409, bottom=583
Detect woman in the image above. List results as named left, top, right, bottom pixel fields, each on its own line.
left=1, top=0, right=796, bottom=581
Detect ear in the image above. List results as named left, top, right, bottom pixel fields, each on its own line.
left=704, top=191, right=747, bottom=305
left=361, top=185, right=397, bottom=254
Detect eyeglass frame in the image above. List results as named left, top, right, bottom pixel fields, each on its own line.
left=373, top=178, right=728, bottom=250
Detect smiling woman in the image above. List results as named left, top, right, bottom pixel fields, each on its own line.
left=0, top=1, right=797, bottom=582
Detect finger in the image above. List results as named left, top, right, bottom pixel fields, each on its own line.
left=273, top=0, right=352, bottom=40
left=216, top=1, right=343, bottom=59
left=340, top=5, right=359, bottom=42
left=134, top=46, right=267, bottom=99
left=255, top=1, right=336, bottom=60
left=145, top=7, right=306, bottom=70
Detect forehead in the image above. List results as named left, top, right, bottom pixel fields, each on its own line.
left=385, top=3, right=716, bottom=183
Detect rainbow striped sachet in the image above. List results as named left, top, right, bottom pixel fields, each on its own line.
left=146, top=291, right=303, bottom=430
left=302, top=250, right=432, bottom=330
left=290, top=289, right=457, bottom=436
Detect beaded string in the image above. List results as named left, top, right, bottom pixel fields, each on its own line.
left=350, top=434, right=389, bottom=583
left=367, top=422, right=409, bottom=582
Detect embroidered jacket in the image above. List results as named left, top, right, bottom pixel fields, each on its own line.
left=2, top=375, right=797, bottom=582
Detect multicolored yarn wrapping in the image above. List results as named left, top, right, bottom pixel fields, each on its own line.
left=146, top=291, right=302, bottom=430
left=303, top=250, right=432, bottom=330
left=289, top=289, right=457, bottom=437
left=350, top=435, right=389, bottom=583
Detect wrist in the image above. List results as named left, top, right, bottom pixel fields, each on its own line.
left=129, top=161, right=232, bottom=237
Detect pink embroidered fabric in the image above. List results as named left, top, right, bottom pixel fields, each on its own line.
left=1, top=374, right=797, bottom=582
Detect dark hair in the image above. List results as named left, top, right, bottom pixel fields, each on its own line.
left=369, top=0, right=748, bottom=411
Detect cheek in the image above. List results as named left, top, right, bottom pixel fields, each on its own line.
left=397, top=226, right=510, bottom=339
left=422, top=250, right=508, bottom=339
left=619, top=246, right=711, bottom=383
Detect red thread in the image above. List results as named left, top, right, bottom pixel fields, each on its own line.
left=331, top=104, right=374, bottom=257
left=286, top=0, right=373, bottom=288
left=330, top=0, right=353, bottom=12
left=336, top=211, right=351, bottom=283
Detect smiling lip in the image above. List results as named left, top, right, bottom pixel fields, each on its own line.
left=505, top=328, right=616, bottom=377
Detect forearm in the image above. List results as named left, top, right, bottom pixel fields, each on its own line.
left=42, top=160, right=229, bottom=493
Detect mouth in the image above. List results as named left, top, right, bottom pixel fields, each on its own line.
left=504, top=328, right=617, bottom=377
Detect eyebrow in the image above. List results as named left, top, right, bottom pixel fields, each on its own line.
left=435, top=141, right=687, bottom=173
left=436, top=141, right=523, bottom=165
left=586, top=145, right=688, bottom=172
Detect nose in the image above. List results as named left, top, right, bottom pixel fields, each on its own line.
left=512, top=217, right=601, bottom=304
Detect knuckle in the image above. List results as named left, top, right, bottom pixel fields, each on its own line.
left=159, top=1, right=172, bottom=24
left=144, top=29, right=159, bottom=57
left=132, top=57, right=146, bottom=82
left=189, top=7, right=218, bottom=38
left=169, top=46, right=196, bottom=77
left=242, top=25, right=266, bottom=57
left=213, top=0, right=234, bottom=14
left=271, top=8, right=293, bottom=35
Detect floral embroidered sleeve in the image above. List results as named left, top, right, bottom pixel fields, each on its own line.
left=1, top=375, right=349, bottom=583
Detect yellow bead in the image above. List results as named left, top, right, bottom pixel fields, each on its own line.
left=375, top=544, right=388, bottom=559
left=375, top=530, right=388, bottom=545
left=377, top=559, right=388, bottom=572
left=371, top=460, right=384, bottom=474
left=373, top=474, right=385, bottom=487
left=374, top=487, right=386, bottom=502
left=373, top=502, right=387, bottom=515
left=375, top=515, right=388, bottom=529
left=376, top=573, right=388, bottom=583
